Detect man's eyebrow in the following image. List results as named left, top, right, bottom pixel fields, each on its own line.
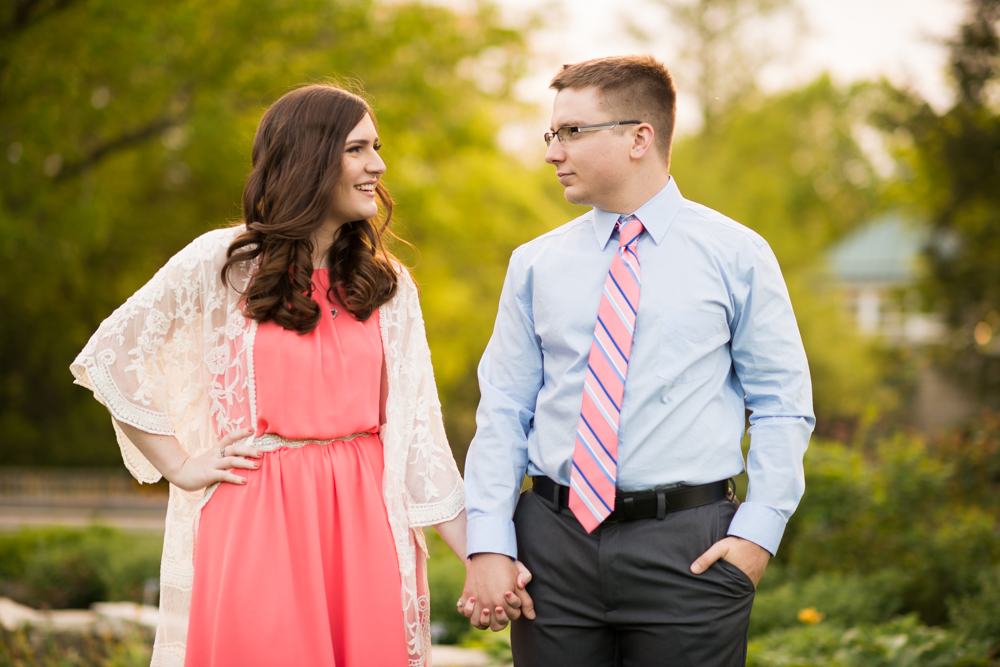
left=550, top=120, right=586, bottom=130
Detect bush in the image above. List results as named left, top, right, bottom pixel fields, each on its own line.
left=747, top=615, right=991, bottom=667
left=0, top=526, right=162, bottom=609
left=776, top=434, right=1000, bottom=625
left=425, top=528, right=470, bottom=644
left=461, top=625, right=513, bottom=664
left=750, top=571, right=908, bottom=637
left=949, top=563, right=1000, bottom=655
left=0, top=626, right=151, bottom=667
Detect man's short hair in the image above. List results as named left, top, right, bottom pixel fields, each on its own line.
left=550, top=55, right=677, bottom=168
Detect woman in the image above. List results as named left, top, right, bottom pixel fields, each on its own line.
left=70, top=84, right=527, bottom=666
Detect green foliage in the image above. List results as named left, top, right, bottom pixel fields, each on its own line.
left=775, top=424, right=1000, bottom=625
left=670, top=76, right=891, bottom=426
left=1, top=0, right=902, bottom=470
left=0, top=0, right=566, bottom=467
left=750, top=571, right=907, bottom=637
left=392, top=155, right=578, bottom=463
left=948, top=563, right=1000, bottom=654
left=875, top=0, right=1000, bottom=399
left=747, top=615, right=991, bottom=667
left=460, top=625, right=513, bottom=664
left=1, top=0, right=898, bottom=467
left=425, top=528, right=469, bottom=645
left=0, top=526, right=162, bottom=609
left=0, top=626, right=152, bottom=667
left=672, top=76, right=880, bottom=276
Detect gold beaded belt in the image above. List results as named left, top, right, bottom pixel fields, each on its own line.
left=250, top=431, right=377, bottom=452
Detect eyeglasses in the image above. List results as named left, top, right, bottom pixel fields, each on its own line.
left=544, top=121, right=641, bottom=147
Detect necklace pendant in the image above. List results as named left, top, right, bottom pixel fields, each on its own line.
left=330, top=308, right=338, bottom=319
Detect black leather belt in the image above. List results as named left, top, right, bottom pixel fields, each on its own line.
left=532, top=476, right=732, bottom=522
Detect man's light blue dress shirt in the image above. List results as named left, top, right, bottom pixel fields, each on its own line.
left=464, top=178, right=814, bottom=558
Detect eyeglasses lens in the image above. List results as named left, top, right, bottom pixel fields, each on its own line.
left=544, top=127, right=578, bottom=147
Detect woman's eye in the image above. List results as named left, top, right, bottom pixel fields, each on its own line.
left=373, top=142, right=382, bottom=152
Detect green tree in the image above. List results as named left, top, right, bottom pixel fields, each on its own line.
left=670, top=76, right=891, bottom=428
left=633, top=0, right=803, bottom=132
left=0, top=0, right=571, bottom=467
left=0, top=0, right=905, bottom=468
left=877, top=0, right=1000, bottom=400
left=632, top=0, right=893, bottom=429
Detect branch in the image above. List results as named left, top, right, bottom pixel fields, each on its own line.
left=55, top=117, right=179, bottom=182
left=0, top=0, right=84, bottom=41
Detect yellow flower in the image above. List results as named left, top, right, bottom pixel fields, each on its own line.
left=797, top=607, right=826, bottom=624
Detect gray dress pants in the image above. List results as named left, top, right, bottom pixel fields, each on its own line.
left=510, top=488, right=755, bottom=667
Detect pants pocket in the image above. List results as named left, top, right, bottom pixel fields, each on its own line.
left=715, top=558, right=756, bottom=595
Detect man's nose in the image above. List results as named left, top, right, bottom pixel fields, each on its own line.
left=544, top=140, right=564, bottom=164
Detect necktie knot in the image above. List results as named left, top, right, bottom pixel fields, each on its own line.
left=617, top=215, right=644, bottom=249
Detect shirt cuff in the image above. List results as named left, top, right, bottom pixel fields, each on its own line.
left=726, top=501, right=787, bottom=556
left=466, top=513, right=518, bottom=559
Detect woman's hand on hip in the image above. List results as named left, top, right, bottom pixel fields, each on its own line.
left=171, top=427, right=261, bottom=491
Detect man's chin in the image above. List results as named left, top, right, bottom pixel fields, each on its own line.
left=563, top=186, right=589, bottom=206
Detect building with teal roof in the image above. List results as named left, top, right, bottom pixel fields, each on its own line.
left=826, top=213, right=944, bottom=344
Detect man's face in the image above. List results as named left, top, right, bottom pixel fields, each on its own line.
left=545, top=87, right=632, bottom=208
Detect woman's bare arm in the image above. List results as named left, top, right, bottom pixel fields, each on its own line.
left=114, top=420, right=261, bottom=492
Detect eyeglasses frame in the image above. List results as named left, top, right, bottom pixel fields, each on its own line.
left=544, top=121, right=642, bottom=147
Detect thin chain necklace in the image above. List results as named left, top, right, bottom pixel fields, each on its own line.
left=312, top=258, right=337, bottom=319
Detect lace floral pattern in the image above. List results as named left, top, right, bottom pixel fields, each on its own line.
left=71, top=226, right=464, bottom=667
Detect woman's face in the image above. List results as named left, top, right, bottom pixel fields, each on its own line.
left=328, top=113, right=385, bottom=225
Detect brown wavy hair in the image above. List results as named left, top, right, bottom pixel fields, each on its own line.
left=222, top=84, right=399, bottom=333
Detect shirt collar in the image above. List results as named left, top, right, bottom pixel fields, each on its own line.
left=592, top=176, right=683, bottom=250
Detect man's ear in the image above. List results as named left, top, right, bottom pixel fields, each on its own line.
left=630, top=123, right=655, bottom=161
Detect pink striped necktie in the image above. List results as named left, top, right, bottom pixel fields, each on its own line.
left=569, top=215, right=644, bottom=533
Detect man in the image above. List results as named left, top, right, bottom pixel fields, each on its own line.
left=462, top=55, right=813, bottom=666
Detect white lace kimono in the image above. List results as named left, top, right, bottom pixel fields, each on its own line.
left=70, top=226, right=465, bottom=667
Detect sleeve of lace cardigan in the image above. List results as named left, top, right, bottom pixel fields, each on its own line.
left=398, top=271, right=466, bottom=527
left=70, top=238, right=211, bottom=482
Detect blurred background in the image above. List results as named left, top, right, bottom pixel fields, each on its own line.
left=1, top=0, right=999, bottom=664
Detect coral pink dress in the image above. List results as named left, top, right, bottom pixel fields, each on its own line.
left=185, top=270, right=409, bottom=666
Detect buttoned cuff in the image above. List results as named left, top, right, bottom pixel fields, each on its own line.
left=726, top=501, right=787, bottom=556
left=466, top=513, right=518, bottom=560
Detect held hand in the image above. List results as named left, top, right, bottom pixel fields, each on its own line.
left=458, top=559, right=535, bottom=624
left=513, top=560, right=535, bottom=620
left=458, top=559, right=476, bottom=619
left=462, top=553, right=532, bottom=631
left=690, top=536, right=770, bottom=587
left=169, top=428, right=261, bottom=492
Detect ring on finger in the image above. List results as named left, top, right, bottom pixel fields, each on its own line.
left=219, top=446, right=226, bottom=457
